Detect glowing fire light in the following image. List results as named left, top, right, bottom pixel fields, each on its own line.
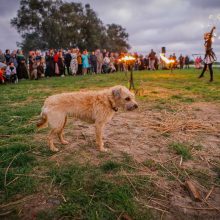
left=119, top=55, right=136, bottom=63
left=160, top=53, right=175, bottom=64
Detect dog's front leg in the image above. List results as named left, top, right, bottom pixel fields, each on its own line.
left=95, top=122, right=106, bottom=152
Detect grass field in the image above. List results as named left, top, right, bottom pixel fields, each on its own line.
left=0, top=69, right=220, bottom=220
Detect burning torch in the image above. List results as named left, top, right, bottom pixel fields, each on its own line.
left=159, top=53, right=175, bottom=73
left=119, top=55, right=136, bottom=90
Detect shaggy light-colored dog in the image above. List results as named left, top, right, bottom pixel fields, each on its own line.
left=37, top=85, right=138, bottom=152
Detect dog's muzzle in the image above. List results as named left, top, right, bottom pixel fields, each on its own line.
left=126, top=103, right=138, bottom=111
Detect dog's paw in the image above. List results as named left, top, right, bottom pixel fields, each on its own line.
left=61, top=140, right=69, bottom=145
left=100, top=148, right=108, bottom=152
left=50, top=147, right=59, bottom=152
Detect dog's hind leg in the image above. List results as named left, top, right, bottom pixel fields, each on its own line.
left=58, top=116, right=69, bottom=145
left=47, top=112, right=67, bottom=150
left=48, top=128, right=59, bottom=152
left=95, top=122, right=106, bottom=152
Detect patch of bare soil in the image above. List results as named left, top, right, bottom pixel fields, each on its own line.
left=19, top=193, right=60, bottom=220
left=33, top=101, right=220, bottom=219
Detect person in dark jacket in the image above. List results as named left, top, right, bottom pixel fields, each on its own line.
left=49, top=50, right=55, bottom=76
left=45, top=51, right=51, bottom=77
left=89, top=51, right=97, bottom=74
left=185, top=56, right=190, bottom=69
left=5, top=49, right=11, bottom=65
left=58, top=51, right=65, bottom=76
left=16, top=50, right=29, bottom=79
left=179, top=54, right=184, bottom=69
left=64, top=50, right=72, bottom=75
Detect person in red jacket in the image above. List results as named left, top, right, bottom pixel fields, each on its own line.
left=53, top=50, right=59, bottom=75
left=0, top=62, right=7, bottom=84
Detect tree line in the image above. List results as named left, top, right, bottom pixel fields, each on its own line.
left=11, top=0, right=130, bottom=53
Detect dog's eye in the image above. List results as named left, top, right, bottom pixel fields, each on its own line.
left=125, top=97, right=131, bottom=101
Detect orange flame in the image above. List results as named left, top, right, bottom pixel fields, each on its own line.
left=119, top=55, right=136, bottom=62
left=160, top=53, right=174, bottom=64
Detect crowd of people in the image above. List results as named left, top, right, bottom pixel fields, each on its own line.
left=0, top=48, right=193, bottom=84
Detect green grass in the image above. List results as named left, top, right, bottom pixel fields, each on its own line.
left=168, top=142, right=203, bottom=160
left=49, top=161, right=154, bottom=220
left=168, top=143, right=192, bottom=160
left=100, top=160, right=122, bottom=172
left=0, top=69, right=219, bottom=219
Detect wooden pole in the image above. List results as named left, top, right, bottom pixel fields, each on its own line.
left=129, top=64, right=135, bottom=90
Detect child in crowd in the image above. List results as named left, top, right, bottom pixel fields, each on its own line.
left=6, top=62, right=18, bottom=83
left=30, top=60, right=38, bottom=80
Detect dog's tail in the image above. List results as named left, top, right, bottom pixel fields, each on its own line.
left=37, top=111, right=48, bottom=129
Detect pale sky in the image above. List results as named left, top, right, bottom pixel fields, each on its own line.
left=0, top=0, right=220, bottom=58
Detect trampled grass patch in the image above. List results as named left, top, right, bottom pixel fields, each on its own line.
left=187, top=168, right=212, bottom=188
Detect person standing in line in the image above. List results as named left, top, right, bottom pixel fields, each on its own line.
left=5, top=49, right=11, bottom=65
left=82, top=50, right=90, bottom=75
left=103, top=54, right=111, bottom=73
left=172, top=53, right=177, bottom=69
left=16, top=50, right=29, bottom=79
left=70, top=48, right=78, bottom=76
left=37, top=58, right=45, bottom=79
left=30, top=59, right=38, bottom=80
left=77, top=49, right=82, bottom=75
left=198, top=56, right=202, bottom=69
left=185, top=56, right=190, bottom=69
left=148, top=49, right=156, bottom=70
left=0, top=50, right=6, bottom=63
left=45, top=51, right=51, bottom=77
left=58, top=51, right=65, bottom=76
left=49, top=49, right=55, bottom=76
left=9, top=51, right=18, bottom=69
left=53, top=50, right=59, bottom=76
left=179, top=54, right=184, bottom=69
left=102, top=49, right=107, bottom=58
left=109, top=53, right=116, bottom=73
left=64, top=50, right=72, bottom=75
left=96, top=49, right=103, bottom=74
left=28, top=51, right=35, bottom=75
left=114, top=52, right=119, bottom=72
left=89, top=51, right=97, bottom=74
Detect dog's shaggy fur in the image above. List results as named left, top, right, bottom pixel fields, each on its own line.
left=37, top=85, right=138, bottom=152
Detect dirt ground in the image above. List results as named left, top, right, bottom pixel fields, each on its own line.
left=43, top=100, right=220, bottom=220
left=51, top=101, right=220, bottom=161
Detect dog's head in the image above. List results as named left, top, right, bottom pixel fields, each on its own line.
left=111, top=85, right=138, bottom=111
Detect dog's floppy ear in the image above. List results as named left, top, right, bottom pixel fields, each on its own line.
left=112, top=87, right=121, bottom=99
